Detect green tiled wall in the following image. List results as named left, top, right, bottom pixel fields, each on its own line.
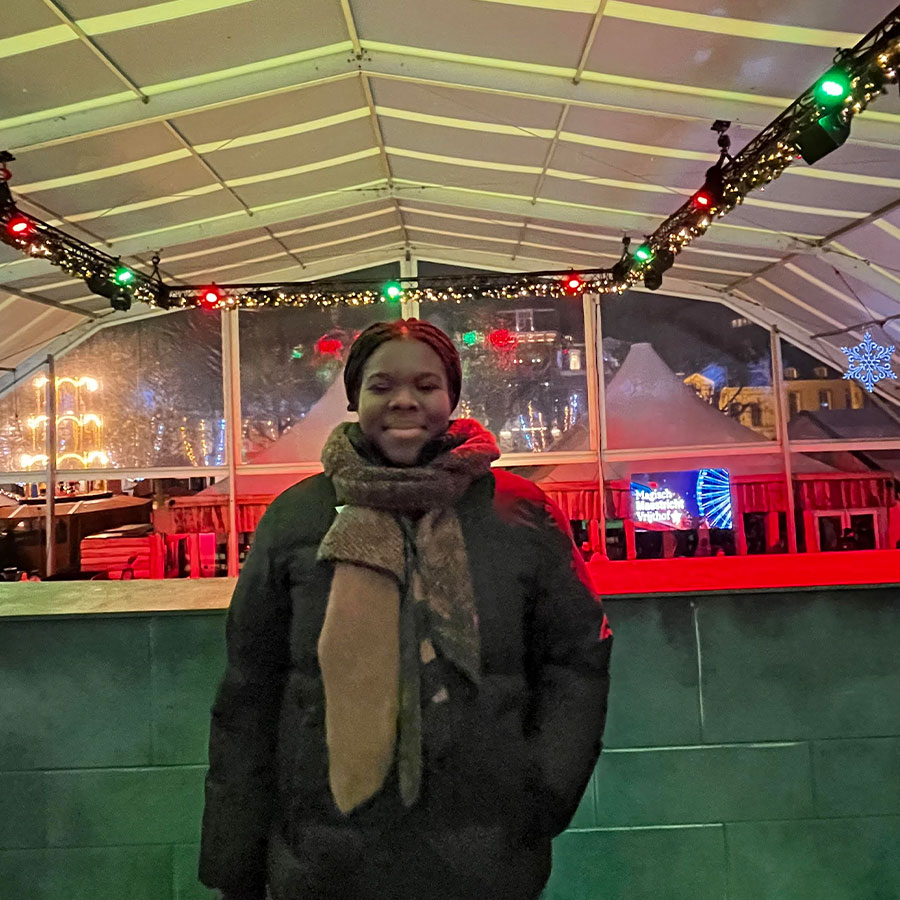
left=2, top=588, right=899, bottom=900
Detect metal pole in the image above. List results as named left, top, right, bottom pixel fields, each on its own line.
left=584, top=293, right=607, bottom=554
left=770, top=327, right=798, bottom=553
left=222, top=309, right=242, bottom=577
left=400, top=253, right=419, bottom=319
left=44, top=356, right=57, bottom=577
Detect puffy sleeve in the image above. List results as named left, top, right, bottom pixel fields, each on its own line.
left=525, top=496, right=613, bottom=838
left=198, top=510, right=292, bottom=896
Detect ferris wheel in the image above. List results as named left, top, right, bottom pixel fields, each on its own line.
left=696, top=468, right=733, bottom=529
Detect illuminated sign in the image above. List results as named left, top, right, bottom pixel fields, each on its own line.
left=631, top=469, right=733, bottom=530
left=632, top=485, right=691, bottom=529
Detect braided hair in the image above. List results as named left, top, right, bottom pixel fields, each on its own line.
left=343, top=319, right=462, bottom=412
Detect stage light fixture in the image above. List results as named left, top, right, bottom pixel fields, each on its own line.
left=814, top=68, right=852, bottom=106
left=634, top=244, right=654, bottom=264
left=200, top=285, right=222, bottom=308
left=87, top=271, right=133, bottom=311
left=564, top=274, right=584, bottom=294
left=642, top=249, right=675, bottom=292
left=382, top=280, right=403, bottom=301
left=796, top=111, right=852, bottom=164
left=113, top=266, right=136, bottom=286
left=5, top=215, right=33, bottom=238
left=692, top=164, right=726, bottom=212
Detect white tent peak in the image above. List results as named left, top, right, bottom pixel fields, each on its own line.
left=200, top=372, right=353, bottom=496
left=605, top=342, right=767, bottom=450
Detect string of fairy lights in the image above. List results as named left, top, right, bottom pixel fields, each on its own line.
left=0, top=9, right=898, bottom=313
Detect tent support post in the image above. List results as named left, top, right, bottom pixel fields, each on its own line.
left=222, top=309, right=242, bottom=577
left=771, top=327, right=798, bottom=554
left=44, top=355, right=57, bottom=578
left=586, top=292, right=607, bottom=555
left=400, top=254, right=418, bottom=318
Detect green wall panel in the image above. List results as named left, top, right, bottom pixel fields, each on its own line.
left=545, top=826, right=726, bottom=900
left=172, top=844, right=218, bottom=900
left=601, top=598, right=701, bottom=749
left=44, top=766, right=206, bottom=847
left=697, top=590, right=900, bottom=743
left=2, top=586, right=898, bottom=900
left=150, top=614, right=226, bottom=766
left=0, top=846, right=173, bottom=900
left=726, top=817, right=900, bottom=900
left=0, top=772, right=46, bottom=849
left=594, top=743, right=814, bottom=827
left=0, top=617, right=153, bottom=770
left=567, top=770, right=598, bottom=829
left=812, top=737, right=900, bottom=818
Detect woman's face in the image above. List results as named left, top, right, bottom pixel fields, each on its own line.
left=356, top=338, right=454, bottom=466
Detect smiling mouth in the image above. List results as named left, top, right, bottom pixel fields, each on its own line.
left=384, top=426, right=425, bottom=438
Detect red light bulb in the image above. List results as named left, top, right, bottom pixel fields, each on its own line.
left=692, top=190, right=714, bottom=210
left=565, top=275, right=584, bottom=293
left=6, top=216, right=33, bottom=237
left=199, top=286, right=222, bottom=308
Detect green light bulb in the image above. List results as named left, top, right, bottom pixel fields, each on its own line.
left=634, top=244, right=654, bottom=263
left=383, top=281, right=403, bottom=300
left=814, top=69, right=851, bottom=105
left=114, top=267, right=135, bottom=285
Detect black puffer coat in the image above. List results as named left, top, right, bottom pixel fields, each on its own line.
left=199, top=469, right=612, bottom=900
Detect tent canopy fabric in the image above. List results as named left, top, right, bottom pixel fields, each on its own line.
left=0, top=0, right=899, bottom=409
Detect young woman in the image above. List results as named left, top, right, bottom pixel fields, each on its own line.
left=199, top=319, right=613, bottom=900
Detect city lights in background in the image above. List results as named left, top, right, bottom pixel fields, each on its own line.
left=314, top=336, right=344, bottom=357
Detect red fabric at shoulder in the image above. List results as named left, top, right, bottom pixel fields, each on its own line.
left=490, top=469, right=550, bottom=527
left=491, top=470, right=613, bottom=640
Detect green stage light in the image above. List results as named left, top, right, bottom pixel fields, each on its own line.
left=383, top=281, right=403, bottom=300
left=814, top=69, right=852, bottom=106
left=633, top=244, right=654, bottom=263
left=113, top=266, right=135, bottom=286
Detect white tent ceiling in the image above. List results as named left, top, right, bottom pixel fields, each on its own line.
left=1, top=0, right=899, bottom=402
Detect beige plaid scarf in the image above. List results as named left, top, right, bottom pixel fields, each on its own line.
left=316, top=419, right=499, bottom=814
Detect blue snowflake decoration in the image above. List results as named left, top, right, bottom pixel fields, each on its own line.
left=841, top=332, right=897, bottom=393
